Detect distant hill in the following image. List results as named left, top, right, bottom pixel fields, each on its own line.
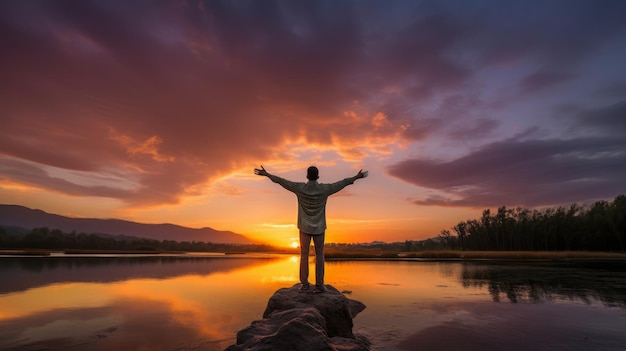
left=0, top=205, right=255, bottom=244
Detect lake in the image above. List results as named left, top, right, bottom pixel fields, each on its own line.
left=1, top=254, right=625, bottom=350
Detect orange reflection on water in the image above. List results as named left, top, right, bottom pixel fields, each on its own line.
left=104, top=256, right=301, bottom=338
left=0, top=256, right=300, bottom=350
left=0, top=282, right=112, bottom=320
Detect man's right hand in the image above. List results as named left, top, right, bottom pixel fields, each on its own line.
left=254, top=165, right=269, bottom=177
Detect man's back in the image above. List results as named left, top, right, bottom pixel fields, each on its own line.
left=254, top=165, right=367, bottom=234
left=271, top=178, right=354, bottom=234
left=297, top=180, right=350, bottom=234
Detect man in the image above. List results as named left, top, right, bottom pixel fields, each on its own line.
left=254, top=165, right=368, bottom=293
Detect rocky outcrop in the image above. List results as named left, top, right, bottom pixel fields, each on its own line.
left=225, top=284, right=370, bottom=351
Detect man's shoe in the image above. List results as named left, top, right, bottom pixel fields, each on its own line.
left=313, top=285, right=326, bottom=294
left=299, top=284, right=311, bottom=293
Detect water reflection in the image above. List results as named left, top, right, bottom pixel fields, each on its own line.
left=0, top=255, right=278, bottom=294
left=460, top=260, right=626, bottom=307
left=326, top=260, right=626, bottom=351
left=1, top=256, right=625, bottom=351
left=0, top=255, right=295, bottom=351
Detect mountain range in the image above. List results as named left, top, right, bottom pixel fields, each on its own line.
left=0, top=204, right=255, bottom=244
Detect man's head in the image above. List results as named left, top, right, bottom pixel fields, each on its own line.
left=307, top=166, right=319, bottom=181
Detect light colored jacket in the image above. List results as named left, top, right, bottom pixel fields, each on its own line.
left=267, top=174, right=356, bottom=235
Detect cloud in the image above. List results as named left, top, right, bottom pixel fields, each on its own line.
left=519, top=71, right=576, bottom=94
left=0, top=157, right=133, bottom=199
left=0, top=2, right=370, bottom=204
left=0, top=1, right=408, bottom=205
left=447, top=118, right=499, bottom=141
left=387, top=135, right=626, bottom=208
left=389, top=97, right=626, bottom=208
left=112, top=134, right=175, bottom=163
left=475, top=0, right=626, bottom=67
left=573, top=99, right=626, bottom=135
left=593, top=81, right=626, bottom=99
left=1, top=0, right=625, bottom=208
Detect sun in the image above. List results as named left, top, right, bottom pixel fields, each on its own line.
left=290, top=241, right=299, bottom=249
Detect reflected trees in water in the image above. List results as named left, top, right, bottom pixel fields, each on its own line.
left=460, top=261, right=626, bottom=307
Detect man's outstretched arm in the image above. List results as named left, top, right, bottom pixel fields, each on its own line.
left=327, top=169, right=368, bottom=195
left=345, top=169, right=369, bottom=184
left=254, top=165, right=299, bottom=192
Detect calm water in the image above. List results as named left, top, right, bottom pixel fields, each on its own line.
left=1, top=254, right=625, bottom=351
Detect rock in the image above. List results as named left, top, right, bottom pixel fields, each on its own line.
left=225, top=284, right=370, bottom=351
left=263, top=285, right=366, bottom=338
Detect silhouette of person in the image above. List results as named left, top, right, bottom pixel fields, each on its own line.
left=254, top=165, right=368, bottom=293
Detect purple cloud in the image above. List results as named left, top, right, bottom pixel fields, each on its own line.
left=519, top=71, right=576, bottom=94
left=388, top=135, right=626, bottom=208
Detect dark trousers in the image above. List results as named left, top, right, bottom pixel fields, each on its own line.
left=299, top=231, right=325, bottom=286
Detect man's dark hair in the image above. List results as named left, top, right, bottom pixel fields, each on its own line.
left=307, top=166, right=319, bottom=181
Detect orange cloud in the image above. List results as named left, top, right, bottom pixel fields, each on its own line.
left=111, top=133, right=175, bottom=163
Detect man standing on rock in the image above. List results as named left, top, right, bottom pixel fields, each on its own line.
left=254, top=165, right=368, bottom=293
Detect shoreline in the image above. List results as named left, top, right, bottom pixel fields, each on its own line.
left=325, top=250, right=626, bottom=260
left=1, top=249, right=625, bottom=260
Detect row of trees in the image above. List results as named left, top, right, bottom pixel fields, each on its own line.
left=439, top=195, right=625, bottom=252
left=0, top=227, right=276, bottom=253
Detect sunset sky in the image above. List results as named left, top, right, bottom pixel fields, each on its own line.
left=1, top=1, right=625, bottom=246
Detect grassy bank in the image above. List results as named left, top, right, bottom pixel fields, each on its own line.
left=3, top=248, right=625, bottom=260
left=0, top=249, right=179, bottom=256
left=0, top=249, right=52, bottom=256
left=325, top=249, right=626, bottom=260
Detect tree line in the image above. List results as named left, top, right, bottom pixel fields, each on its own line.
left=0, top=227, right=277, bottom=253
left=438, top=195, right=625, bottom=252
